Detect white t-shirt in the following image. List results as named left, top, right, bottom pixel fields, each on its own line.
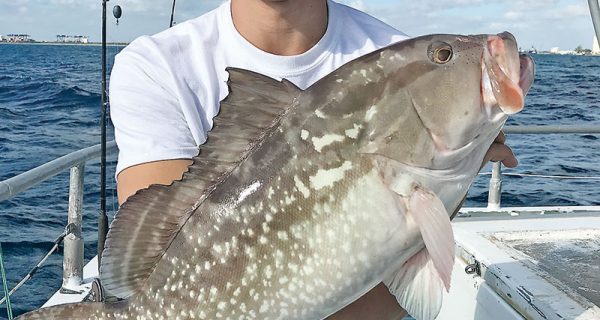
left=109, top=0, right=408, bottom=177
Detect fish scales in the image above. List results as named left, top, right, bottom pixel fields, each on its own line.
left=118, top=88, right=424, bottom=319
left=18, top=32, right=535, bottom=320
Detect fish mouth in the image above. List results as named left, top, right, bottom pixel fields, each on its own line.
left=482, top=32, right=535, bottom=116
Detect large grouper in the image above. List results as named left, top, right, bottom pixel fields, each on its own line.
left=20, top=32, right=535, bottom=320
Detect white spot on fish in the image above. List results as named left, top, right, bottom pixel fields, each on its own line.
left=360, top=69, right=367, bottom=77
left=284, top=194, right=296, bottom=205
left=259, top=301, right=269, bottom=313
left=336, top=78, right=343, bottom=83
left=365, top=105, right=378, bottom=121
left=267, top=186, right=274, bottom=199
left=315, top=109, right=327, bottom=119
left=259, top=235, right=268, bottom=244
left=264, top=265, right=273, bottom=279
left=262, top=222, right=270, bottom=233
left=277, top=231, right=289, bottom=241
left=237, top=181, right=261, bottom=204
left=288, top=262, right=298, bottom=273
left=300, top=129, right=309, bottom=141
left=309, top=161, right=353, bottom=190
left=311, top=134, right=345, bottom=152
left=294, top=176, right=310, bottom=198
left=345, top=123, right=362, bottom=139
left=303, top=265, right=315, bottom=275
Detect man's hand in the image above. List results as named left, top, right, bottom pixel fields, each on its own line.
left=327, top=283, right=407, bottom=320
left=481, top=131, right=518, bottom=169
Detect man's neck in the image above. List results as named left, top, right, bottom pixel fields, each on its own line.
left=231, top=0, right=328, bottom=56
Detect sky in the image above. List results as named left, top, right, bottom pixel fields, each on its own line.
left=0, top=0, right=596, bottom=51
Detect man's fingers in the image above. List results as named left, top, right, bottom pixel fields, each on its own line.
left=494, top=131, right=506, bottom=144
left=482, top=142, right=518, bottom=168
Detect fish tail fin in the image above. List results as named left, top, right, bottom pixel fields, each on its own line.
left=17, top=301, right=126, bottom=320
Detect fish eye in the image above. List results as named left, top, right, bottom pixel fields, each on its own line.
left=428, top=42, right=453, bottom=64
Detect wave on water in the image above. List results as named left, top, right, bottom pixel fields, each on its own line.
left=0, top=107, right=24, bottom=117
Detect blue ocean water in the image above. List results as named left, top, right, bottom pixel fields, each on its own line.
left=0, top=44, right=121, bottom=318
left=0, top=44, right=599, bottom=318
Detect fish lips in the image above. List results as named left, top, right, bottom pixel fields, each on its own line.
left=482, top=32, right=535, bottom=116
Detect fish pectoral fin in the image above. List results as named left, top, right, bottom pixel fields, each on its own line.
left=374, top=157, right=455, bottom=319
left=384, top=248, right=444, bottom=320
left=406, top=186, right=455, bottom=290
left=372, top=155, right=455, bottom=288
left=383, top=185, right=455, bottom=320
left=373, top=155, right=455, bottom=288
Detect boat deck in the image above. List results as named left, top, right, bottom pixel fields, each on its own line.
left=42, top=208, right=600, bottom=320
left=438, top=208, right=600, bottom=320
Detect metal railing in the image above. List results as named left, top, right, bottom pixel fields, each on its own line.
left=0, top=125, right=598, bottom=297
left=486, top=125, right=600, bottom=210
left=0, top=141, right=117, bottom=293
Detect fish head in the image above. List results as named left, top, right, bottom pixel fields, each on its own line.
left=367, top=32, right=535, bottom=170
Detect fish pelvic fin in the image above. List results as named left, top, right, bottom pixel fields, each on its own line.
left=101, top=68, right=301, bottom=298
left=16, top=301, right=125, bottom=320
left=384, top=248, right=444, bottom=320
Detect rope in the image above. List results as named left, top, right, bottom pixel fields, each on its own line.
left=0, top=243, right=13, bottom=319
left=0, top=231, right=66, bottom=307
left=479, top=172, right=600, bottom=180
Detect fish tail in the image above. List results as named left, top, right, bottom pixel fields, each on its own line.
left=17, top=301, right=127, bottom=320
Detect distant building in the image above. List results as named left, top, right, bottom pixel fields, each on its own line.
left=4, top=34, right=34, bottom=42
left=548, top=47, right=576, bottom=55
left=593, top=36, right=600, bottom=55
left=56, top=35, right=89, bottom=44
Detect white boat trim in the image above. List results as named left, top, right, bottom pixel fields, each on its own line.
left=442, top=211, right=600, bottom=320
left=42, top=257, right=98, bottom=308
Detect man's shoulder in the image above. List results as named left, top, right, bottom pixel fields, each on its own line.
left=332, top=1, right=408, bottom=41
left=119, top=3, right=225, bottom=60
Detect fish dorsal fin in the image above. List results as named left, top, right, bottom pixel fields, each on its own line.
left=100, top=68, right=301, bottom=298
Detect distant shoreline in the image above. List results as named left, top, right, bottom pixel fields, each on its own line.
left=0, top=41, right=127, bottom=47
left=532, top=52, right=600, bottom=57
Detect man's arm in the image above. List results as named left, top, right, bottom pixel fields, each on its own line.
left=117, top=159, right=193, bottom=205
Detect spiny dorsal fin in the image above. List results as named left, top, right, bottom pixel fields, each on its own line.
left=100, top=68, right=301, bottom=298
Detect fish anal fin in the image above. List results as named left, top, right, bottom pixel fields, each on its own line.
left=100, top=68, right=301, bottom=298
left=384, top=248, right=444, bottom=320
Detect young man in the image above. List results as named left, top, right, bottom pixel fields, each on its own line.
left=110, top=0, right=517, bottom=318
